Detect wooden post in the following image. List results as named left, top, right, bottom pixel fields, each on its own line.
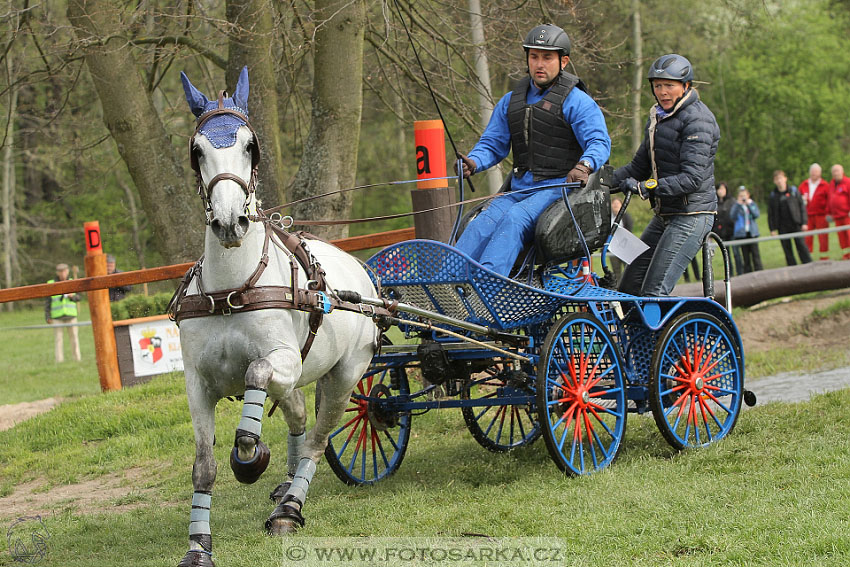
left=412, top=120, right=455, bottom=242
left=83, top=221, right=121, bottom=391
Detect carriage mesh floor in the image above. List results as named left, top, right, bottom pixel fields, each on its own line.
left=366, top=240, right=636, bottom=332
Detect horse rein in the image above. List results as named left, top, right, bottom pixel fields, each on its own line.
left=189, top=90, right=262, bottom=224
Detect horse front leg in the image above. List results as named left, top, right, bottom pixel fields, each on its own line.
left=266, top=376, right=352, bottom=535
left=229, top=358, right=276, bottom=484
left=180, top=380, right=217, bottom=567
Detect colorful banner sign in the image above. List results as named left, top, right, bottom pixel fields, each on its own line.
left=128, top=319, right=184, bottom=377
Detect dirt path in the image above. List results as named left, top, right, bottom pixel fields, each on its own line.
left=733, top=288, right=850, bottom=358
left=0, top=398, right=62, bottom=432
left=0, top=466, right=162, bottom=521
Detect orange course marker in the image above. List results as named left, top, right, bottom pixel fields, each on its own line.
left=414, top=120, right=448, bottom=189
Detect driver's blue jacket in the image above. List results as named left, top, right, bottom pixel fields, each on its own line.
left=456, top=78, right=610, bottom=276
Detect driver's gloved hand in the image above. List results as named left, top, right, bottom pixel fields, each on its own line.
left=454, top=154, right=476, bottom=179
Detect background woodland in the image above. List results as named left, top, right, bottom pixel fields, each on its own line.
left=2, top=0, right=850, bottom=288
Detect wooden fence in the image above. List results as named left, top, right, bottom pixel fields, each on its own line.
left=0, top=226, right=415, bottom=391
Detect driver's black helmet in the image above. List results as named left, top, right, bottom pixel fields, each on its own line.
left=647, top=54, right=693, bottom=84
left=523, top=24, right=571, bottom=57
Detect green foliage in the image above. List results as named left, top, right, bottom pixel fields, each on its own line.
left=697, top=1, right=850, bottom=195
left=110, top=292, right=174, bottom=321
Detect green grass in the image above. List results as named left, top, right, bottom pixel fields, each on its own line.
left=1, top=372, right=850, bottom=566
left=0, top=302, right=101, bottom=405
left=803, top=297, right=850, bottom=324
left=1, top=278, right=848, bottom=566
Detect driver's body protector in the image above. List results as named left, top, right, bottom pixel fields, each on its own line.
left=455, top=72, right=610, bottom=276
left=507, top=71, right=585, bottom=181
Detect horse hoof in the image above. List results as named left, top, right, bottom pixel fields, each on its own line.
left=266, top=501, right=305, bottom=535
left=266, top=517, right=300, bottom=536
left=178, top=550, right=215, bottom=567
left=229, top=440, right=270, bottom=484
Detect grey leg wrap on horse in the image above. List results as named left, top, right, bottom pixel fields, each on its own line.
left=180, top=491, right=215, bottom=566
left=238, top=388, right=267, bottom=437
left=269, top=433, right=307, bottom=503
left=287, top=458, right=316, bottom=505
left=270, top=432, right=306, bottom=502
left=266, top=458, right=316, bottom=531
left=189, top=491, right=212, bottom=539
left=287, top=432, right=306, bottom=478
left=231, top=388, right=271, bottom=484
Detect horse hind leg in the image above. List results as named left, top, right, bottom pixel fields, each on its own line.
left=267, top=376, right=352, bottom=535
left=269, top=390, right=307, bottom=504
left=229, top=359, right=273, bottom=484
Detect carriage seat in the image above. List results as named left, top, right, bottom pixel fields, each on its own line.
left=533, top=164, right=614, bottom=266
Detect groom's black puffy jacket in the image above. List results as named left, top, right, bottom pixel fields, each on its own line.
left=614, top=89, right=720, bottom=216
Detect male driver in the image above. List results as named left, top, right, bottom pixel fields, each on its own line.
left=454, top=23, right=610, bottom=277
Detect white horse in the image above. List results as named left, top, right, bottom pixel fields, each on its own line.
left=174, top=67, right=378, bottom=567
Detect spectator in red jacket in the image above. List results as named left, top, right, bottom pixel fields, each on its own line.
left=800, top=163, right=831, bottom=260
left=828, top=164, right=850, bottom=260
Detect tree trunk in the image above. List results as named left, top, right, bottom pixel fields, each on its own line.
left=67, top=0, right=203, bottom=263
left=631, top=0, right=644, bottom=154
left=226, top=0, right=287, bottom=207
left=119, top=178, right=148, bottom=295
left=468, top=0, right=502, bottom=195
left=290, top=0, right=365, bottom=240
left=2, top=76, right=18, bottom=310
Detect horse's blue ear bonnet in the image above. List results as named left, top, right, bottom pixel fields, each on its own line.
left=181, top=66, right=250, bottom=149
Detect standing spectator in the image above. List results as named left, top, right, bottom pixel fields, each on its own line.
left=608, top=196, right=634, bottom=285
left=712, top=183, right=735, bottom=241
left=800, top=163, right=831, bottom=261
left=729, top=186, right=763, bottom=273
left=713, top=182, right=741, bottom=275
left=45, top=263, right=81, bottom=363
left=768, top=170, right=812, bottom=266
left=106, top=254, right=132, bottom=302
left=828, top=164, right=850, bottom=260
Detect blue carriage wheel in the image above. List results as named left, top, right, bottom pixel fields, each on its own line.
left=536, top=313, right=627, bottom=475
left=320, top=362, right=411, bottom=486
left=461, top=359, right=540, bottom=452
left=649, top=312, right=743, bottom=450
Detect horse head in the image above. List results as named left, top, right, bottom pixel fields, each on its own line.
left=181, top=67, right=260, bottom=248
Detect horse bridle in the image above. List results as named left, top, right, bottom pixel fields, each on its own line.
left=189, top=90, right=262, bottom=224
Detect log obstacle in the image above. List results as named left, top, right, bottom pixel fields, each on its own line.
left=675, top=260, right=850, bottom=307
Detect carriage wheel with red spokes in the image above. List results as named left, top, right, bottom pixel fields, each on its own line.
left=321, top=362, right=411, bottom=486
left=536, top=313, right=627, bottom=475
left=649, top=312, right=743, bottom=450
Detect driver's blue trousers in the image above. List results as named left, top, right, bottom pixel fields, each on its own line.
left=455, top=188, right=562, bottom=277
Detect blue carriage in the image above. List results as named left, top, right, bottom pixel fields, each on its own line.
left=323, top=168, right=748, bottom=484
